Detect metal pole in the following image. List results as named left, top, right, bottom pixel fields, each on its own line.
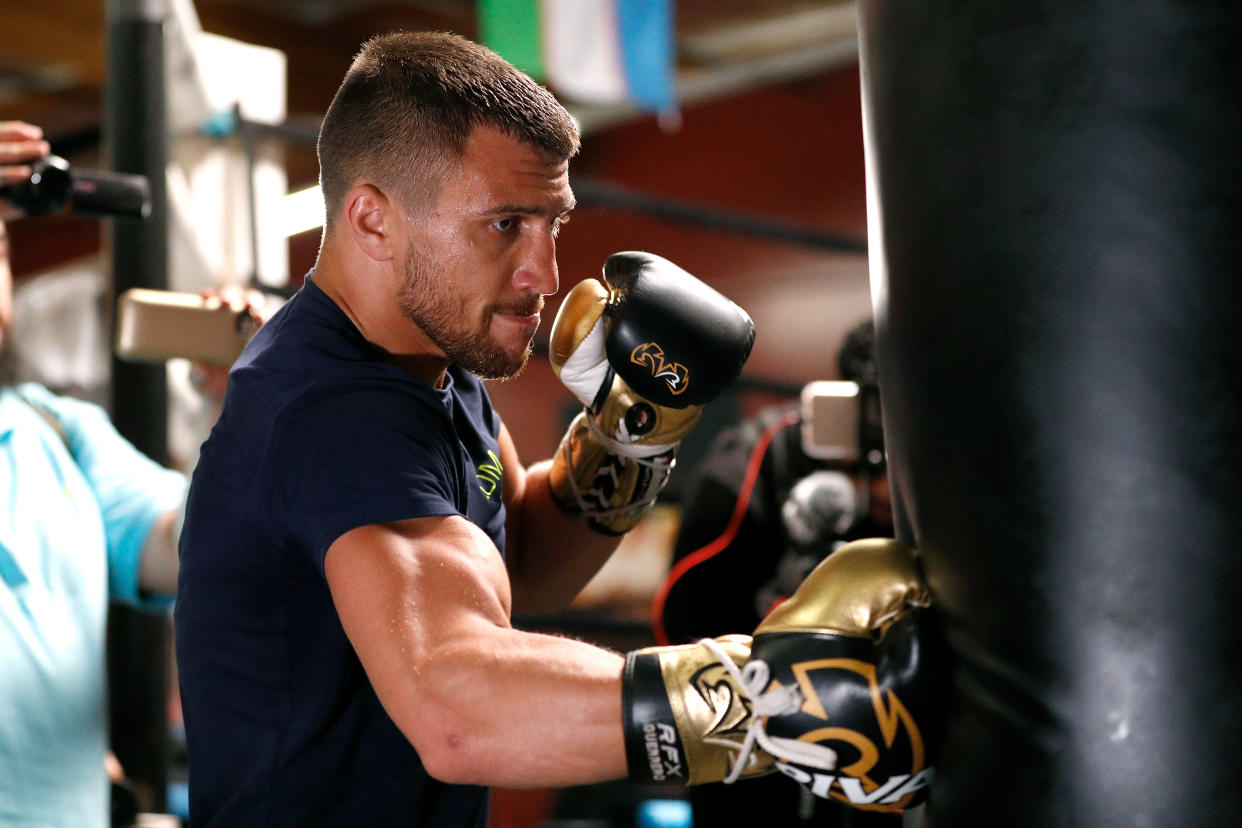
left=104, top=0, right=171, bottom=813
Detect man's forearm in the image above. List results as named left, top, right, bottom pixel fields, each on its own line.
left=398, top=624, right=629, bottom=787
left=505, top=459, right=625, bottom=613
left=138, top=507, right=181, bottom=595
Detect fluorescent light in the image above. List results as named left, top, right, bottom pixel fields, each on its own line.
left=282, top=184, right=325, bottom=237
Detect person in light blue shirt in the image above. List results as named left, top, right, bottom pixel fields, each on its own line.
left=1, top=120, right=187, bottom=828
left=0, top=382, right=186, bottom=828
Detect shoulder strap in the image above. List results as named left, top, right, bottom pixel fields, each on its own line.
left=14, top=388, right=72, bottom=453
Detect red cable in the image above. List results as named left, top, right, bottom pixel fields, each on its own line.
left=650, top=409, right=800, bottom=645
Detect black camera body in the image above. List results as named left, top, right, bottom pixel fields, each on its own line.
left=0, top=155, right=150, bottom=220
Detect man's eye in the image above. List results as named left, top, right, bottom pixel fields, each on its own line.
left=491, top=217, right=518, bottom=232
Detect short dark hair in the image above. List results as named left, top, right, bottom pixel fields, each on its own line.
left=317, top=31, right=580, bottom=228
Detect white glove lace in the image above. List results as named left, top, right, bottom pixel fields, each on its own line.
left=584, top=410, right=678, bottom=460
left=697, top=637, right=839, bottom=785
left=561, top=415, right=677, bottom=520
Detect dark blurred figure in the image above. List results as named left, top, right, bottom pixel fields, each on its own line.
left=654, top=319, right=898, bottom=827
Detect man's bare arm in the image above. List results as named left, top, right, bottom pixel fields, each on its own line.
left=138, top=508, right=181, bottom=595
left=324, top=514, right=627, bottom=788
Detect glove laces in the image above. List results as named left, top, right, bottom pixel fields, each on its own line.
left=584, top=411, right=678, bottom=459
left=697, top=637, right=839, bottom=784
left=560, top=415, right=676, bottom=520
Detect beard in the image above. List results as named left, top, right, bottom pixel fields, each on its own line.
left=396, top=243, right=540, bottom=381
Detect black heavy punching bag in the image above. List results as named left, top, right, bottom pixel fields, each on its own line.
left=857, top=2, right=1242, bottom=825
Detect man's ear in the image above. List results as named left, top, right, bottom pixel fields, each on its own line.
left=343, top=184, right=399, bottom=262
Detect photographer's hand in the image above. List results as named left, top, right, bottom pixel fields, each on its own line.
left=189, top=285, right=271, bottom=402
left=0, top=121, right=51, bottom=221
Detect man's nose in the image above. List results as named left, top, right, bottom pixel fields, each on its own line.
left=513, top=230, right=559, bottom=296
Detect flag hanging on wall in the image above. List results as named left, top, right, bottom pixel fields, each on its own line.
left=478, top=0, right=677, bottom=114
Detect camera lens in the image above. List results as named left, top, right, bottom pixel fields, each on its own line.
left=0, top=155, right=73, bottom=216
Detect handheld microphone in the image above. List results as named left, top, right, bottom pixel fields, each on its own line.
left=781, top=470, right=857, bottom=546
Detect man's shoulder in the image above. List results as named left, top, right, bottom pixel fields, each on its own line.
left=239, top=284, right=365, bottom=373
left=224, top=370, right=448, bottom=452
left=231, top=293, right=427, bottom=418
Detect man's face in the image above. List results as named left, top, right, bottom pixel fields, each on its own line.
left=397, top=126, right=574, bottom=380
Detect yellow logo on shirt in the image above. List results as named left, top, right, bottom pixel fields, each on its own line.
left=477, top=449, right=503, bottom=499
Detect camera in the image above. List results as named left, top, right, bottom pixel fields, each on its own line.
left=0, top=155, right=150, bottom=220
left=800, top=380, right=885, bottom=469
left=115, top=289, right=258, bottom=367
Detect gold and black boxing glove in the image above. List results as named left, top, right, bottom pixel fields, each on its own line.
left=548, top=252, right=755, bottom=534
left=623, top=539, right=943, bottom=813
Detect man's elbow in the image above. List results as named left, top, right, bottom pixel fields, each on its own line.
left=401, top=706, right=491, bottom=785
left=390, top=659, right=505, bottom=785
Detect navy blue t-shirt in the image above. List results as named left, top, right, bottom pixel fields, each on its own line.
left=175, top=276, right=505, bottom=827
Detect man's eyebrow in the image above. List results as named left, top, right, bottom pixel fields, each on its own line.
left=488, top=199, right=576, bottom=216
left=488, top=204, right=542, bottom=215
